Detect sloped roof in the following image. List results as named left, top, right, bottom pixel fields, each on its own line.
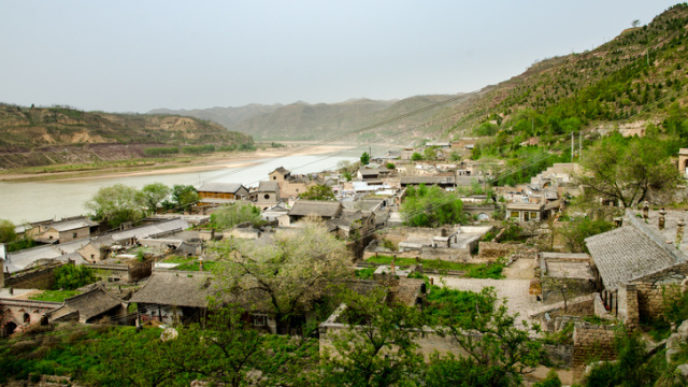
left=585, top=214, right=687, bottom=289
left=270, top=166, right=290, bottom=176
left=50, top=218, right=98, bottom=232
left=400, top=175, right=456, bottom=185
left=257, top=181, right=280, bottom=192
left=198, top=182, right=246, bottom=194
left=288, top=200, right=342, bottom=218
left=506, top=202, right=544, bottom=211
left=130, top=271, right=216, bottom=308
left=61, top=285, right=123, bottom=322
left=111, top=219, right=189, bottom=242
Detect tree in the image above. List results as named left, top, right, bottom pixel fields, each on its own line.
left=424, top=146, right=438, bottom=161
left=559, top=217, right=614, bottom=253
left=0, top=219, right=16, bottom=243
left=385, top=162, right=396, bottom=170
left=86, top=184, right=145, bottom=227
left=632, top=19, right=640, bottom=28
left=411, top=152, right=423, bottom=161
left=140, top=183, right=171, bottom=215
left=428, top=288, right=544, bottom=386
left=360, top=152, right=371, bottom=165
left=320, top=288, right=426, bottom=387
left=212, top=220, right=353, bottom=332
left=579, top=134, right=681, bottom=208
left=210, top=202, right=263, bottom=230
left=401, top=185, right=466, bottom=227
left=299, top=184, right=336, bottom=201
left=170, top=184, right=199, bottom=211
left=53, top=264, right=96, bottom=290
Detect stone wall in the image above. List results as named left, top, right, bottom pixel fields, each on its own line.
left=5, top=263, right=61, bottom=289
left=617, top=284, right=639, bottom=329
left=572, top=322, right=617, bottom=381
left=478, top=242, right=536, bottom=260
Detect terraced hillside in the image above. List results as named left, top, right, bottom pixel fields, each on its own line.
left=0, top=104, right=253, bottom=169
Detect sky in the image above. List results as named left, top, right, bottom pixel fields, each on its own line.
left=0, top=0, right=681, bottom=113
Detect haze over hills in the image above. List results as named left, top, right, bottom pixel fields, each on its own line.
left=152, top=4, right=688, bottom=146
left=150, top=94, right=467, bottom=142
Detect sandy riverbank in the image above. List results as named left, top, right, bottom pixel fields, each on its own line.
left=0, top=143, right=354, bottom=183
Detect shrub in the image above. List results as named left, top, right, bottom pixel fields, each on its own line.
left=53, top=265, right=96, bottom=290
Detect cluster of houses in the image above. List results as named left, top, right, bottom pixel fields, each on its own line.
left=4, top=142, right=688, bottom=384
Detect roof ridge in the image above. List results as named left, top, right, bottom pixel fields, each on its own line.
left=625, top=210, right=687, bottom=263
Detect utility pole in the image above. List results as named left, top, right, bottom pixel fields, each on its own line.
left=571, top=132, right=574, bottom=162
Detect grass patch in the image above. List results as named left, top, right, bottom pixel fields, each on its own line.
left=425, top=285, right=494, bottom=325
left=365, top=255, right=504, bottom=278
left=29, top=290, right=81, bottom=302
left=355, top=267, right=375, bottom=279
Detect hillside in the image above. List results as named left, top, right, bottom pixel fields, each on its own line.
left=152, top=94, right=469, bottom=142
left=437, top=3, right=688, bottom=149
left=0, top=104, right=254, bottom=169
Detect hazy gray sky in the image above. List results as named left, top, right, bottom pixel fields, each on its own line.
left=0, top=0, right=679, bottom=112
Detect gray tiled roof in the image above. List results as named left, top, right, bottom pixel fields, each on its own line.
left=257, top=181, right=279, bottom=192
left=585, top=214, right=687, bottom=289
left=198, top=182, right=245, bottom=194
left=130, top=271, right=216, bottom=308
left=288, top=200, right=342, bottom=217
left=400, top=175, right=456, bottom=185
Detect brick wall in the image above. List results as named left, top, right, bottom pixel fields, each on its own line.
left=572, top=322, right=617, bottom=381
left=5, top=263, right=61, bottom=289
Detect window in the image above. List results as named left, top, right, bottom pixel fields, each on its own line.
left=530, top=212, right=538, bottom=219
left=273, top=176, right=277, bottom=180
left=510, top=211, right=519, bottom=218
left=73, top=232, right=78, bottom=238
left=252, top=314, right=268, bottom=327
left=264, top=194, right=270, bottom=200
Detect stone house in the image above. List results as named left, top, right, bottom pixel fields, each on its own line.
left=0, top=291, right=59, bottom=337
left=197, top=183, right=249, bottom=206
left=130, top=270, right=217, bottom=325
left=678, top=148, right=688, bottom=178
left=254, top=181, right=280, bottom=210
left=399, top=175, right=456, bottom=189
left=48, top=285, right=125, bottom=324
left=288, top=200, right=343, bottom=224
left=585, top=212, right=688, bottom=328
left=268, top=166, right=314, bottom=199
left=36, top=217, right=98, bottom=244
left=505, top=202, right=546, bottom=222
left=261, top=203, right=290, bottom=226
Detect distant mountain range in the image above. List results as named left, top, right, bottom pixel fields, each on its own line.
left=150, top=94, right=469, bottom=143
left=153, top=4, right=688, bottom=146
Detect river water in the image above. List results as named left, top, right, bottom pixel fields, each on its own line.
left=0, top=147, right=378, bottom=224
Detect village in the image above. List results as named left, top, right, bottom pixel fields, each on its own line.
left=3, top=137, right=688, bottom=385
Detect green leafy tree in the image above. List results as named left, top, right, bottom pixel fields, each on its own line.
left=560, top=217, right=614, bottom=253
left=360, top=152, right=371, bottom=165
left=140, top=183, right=171, bottom=215
left=424, top=146, right=438, bottom=160
left=411, top=152, right=423, bottom=161
left=401, top=185, right=466, bottom=227
left=299, top=184, right=336, bottom=201
left=385, top=162, right=396, bottom=170
left=212, top=220, right=353, bottom=333
left=210, top=202, right=263, bottom=230
left=170, top=184, right=199, bottom=211
left=0, top=219, right=17, bottom=243
left=320, top=288, right=426, bottom=387
left=86, top=184, right=146, bottom=227
left=428, top=288, right=544, bottom=386
left=579, top=134, right=681, bottom=207
left=53, top=264, right=96, bottom=290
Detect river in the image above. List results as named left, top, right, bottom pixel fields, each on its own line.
left=0, top=147, right=383, bottom=224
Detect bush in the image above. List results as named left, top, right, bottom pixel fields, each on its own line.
left=411, top=152, right=423, bottom=161
left=210, top=202, right=263, bottom=230
left=53, top=265, right=96, bottom=290
left=401, top=185, right=466, bottom=227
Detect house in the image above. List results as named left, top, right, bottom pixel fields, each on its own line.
left=678, top=148, right=688, bottom=178
left=585, top=212, right=688, bottom=328
left=130, top=270, right=217, bottom=324
left=254, top=181, right=280, bottom=210
left=0, top=287, right=61, bottom=336
left=288, top=200, right=343, bottom=224
left=268, top=166, right=313, bottom=198
left=399, top=175, right=456, bottom=188
left=197, top=183, right=249, bottom=206
left=48, top=285, right=125, bottom=324
left=505, top=202, right=546, bottom=222
left=35, top=217, right=98, bottom=244
left=261, top=203, right=290, bottom=226
left=4, top=239, right=90, bottom=273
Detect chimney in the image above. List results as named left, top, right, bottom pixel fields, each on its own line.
left=659, top=209, right=667, bottom=230
left=676, top=219, right=685, bottom=247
